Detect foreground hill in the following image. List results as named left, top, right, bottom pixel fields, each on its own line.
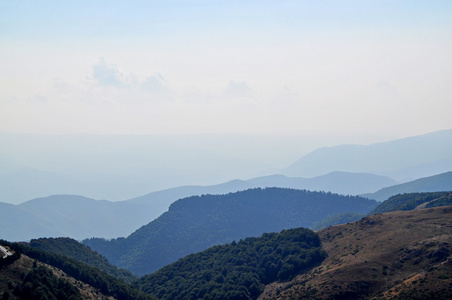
left=0, top=240, right=153, bottom=300
left=362, top=171, right=452, bottom=201
left=84, top=188, right=377, bottom=276
left=27, top=237, right=137, bottom=283
left=259, top=206, right=452, bottom=299
left=283, top=129, right=452, bottom=180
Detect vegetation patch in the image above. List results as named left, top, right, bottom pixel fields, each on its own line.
left=135, top=227, right=326, bottom=300
left=13, top=265, right=81, bottom=300
left=28, top=237, right=137, bottom=283
left=14, top=243, right=153, bottom=300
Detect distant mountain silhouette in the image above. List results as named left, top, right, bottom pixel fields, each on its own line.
left=3, top=130, right=447, bottom=205
left=127, top=171, right=396, bottom=218
left=84, top=188, right=377, bottom=276
left=246, top=172, right=397, bottom=195
left=0, top=132, right=332, bottom=204
left=0, top=195, right=153, bottom=241
left=283, top=129, right=452, bottom=181
left=0, top=172, right=399, bottom=242
left=362, top=171, right=452, bottom=201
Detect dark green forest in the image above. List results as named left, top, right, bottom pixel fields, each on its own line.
left=13, top=266, right=81, bottom=300
left=14, top=243, right=154, bottom=300
left=135, top=227, right=326, bottom=300
left=28, top=237, right=136, bottom=283
left=84, top=188, right=377, bottom=275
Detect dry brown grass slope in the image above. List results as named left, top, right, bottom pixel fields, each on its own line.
left=259, top=206, right=452, bottom=300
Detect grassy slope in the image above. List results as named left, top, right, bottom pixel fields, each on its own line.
left=259, top=206, right=452, bottom=299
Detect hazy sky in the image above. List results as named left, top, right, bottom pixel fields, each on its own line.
left=1, top=1, right=452, bottom=138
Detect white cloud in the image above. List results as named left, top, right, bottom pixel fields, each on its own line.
left=92, top=58, right=128, bottom=87
left=140, top=73, right=168, bottom=93
left=224, top=80, right=254, bottom=98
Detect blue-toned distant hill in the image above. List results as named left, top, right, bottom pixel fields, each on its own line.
left=283, top=129, right=452, bottom=181
left=0, top=171, right=394, bottom=242
left=362, top=171, right=452, bottom=201
left=84, top=188, right=377, bottom=276
left=127, top=171, right=395, bottom=214
left=0, top=195, right=153, bottom=241
left=0, top=132, right=342, bottom=204
left=2, top=130, right=447, bottom=205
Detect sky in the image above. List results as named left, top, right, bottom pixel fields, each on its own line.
left=1, top=0, right=452, bottom=138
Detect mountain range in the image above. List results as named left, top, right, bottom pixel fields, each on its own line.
left=0, top=132, right=337, bottom=204
left=1, top=129, right=451, bottom=205
left=362, top=171, right=452, bottom=201
left=0, top=171, right=394, bottom=242
left=2, top=170, right=451, bottom=242
left=283, top=129, right=452, bottom=181
left=0, top=195, right=152, bottom=241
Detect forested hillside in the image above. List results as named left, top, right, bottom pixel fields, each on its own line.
left=84, top=188, right=377, bottom=275
left=135, top=227, right=325, bottom=300
left=0, top=240, right=153, bottom=300
left=0, top=239, right=153, bottom=300
left=28, top=237, right=137, bottom=283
